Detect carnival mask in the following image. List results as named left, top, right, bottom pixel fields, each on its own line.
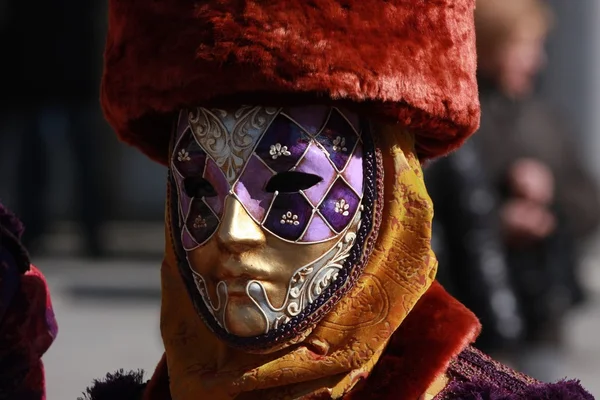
left=169, top=106, right=379, bottom=350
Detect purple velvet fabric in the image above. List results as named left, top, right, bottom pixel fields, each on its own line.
left=0, top=203, right=25, bottom=238
left=0, top=203, right=57, bottom=400
left=439, top=347, right=596, bottom=400
left=444, top=379, right=594, bottom=400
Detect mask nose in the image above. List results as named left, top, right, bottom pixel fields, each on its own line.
left=217, top=196, right=266, bottom=254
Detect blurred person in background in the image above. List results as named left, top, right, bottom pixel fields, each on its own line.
left=1, top=0, right=106, bottom=257
left=426, top=139, right=525, bottom=357
left=442, top=0, right=600, bottom=382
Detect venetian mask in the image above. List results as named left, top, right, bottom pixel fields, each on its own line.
left=168, top=105, right=379, bottom=350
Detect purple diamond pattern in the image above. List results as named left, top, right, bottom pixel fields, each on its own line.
left=185, top=198, right=220, bottom=246
left=263, top=193, right=313, bottom=241
left=300, top=213, right=336, bottom=243
left=172, top=106, right=367, bottom=246
left=181, top=226, right=199, bottom=250
left=203, top=158, right=229, bottom=217
left=283, top=106, right=329, bottom=135
left=234, top=155, right=275, bottom=223
left=175, top=110, right=189, bottom=140
left=255, top=115, right=309, bottom=172
left=341, top=143, right=364, bottom=196
left=173, top=172, right=192, bottom=220
left=173, top=128, right=207, bottom=177
left=319, top=178, right=361, bottom=233
left=315, top=109, right=358, bottom=171
left=337, top=107, right=361, bottom=135
left=295, top=143, right=336, bottom=206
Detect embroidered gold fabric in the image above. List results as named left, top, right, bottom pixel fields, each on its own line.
left=160, top=125, right=438, bottom=399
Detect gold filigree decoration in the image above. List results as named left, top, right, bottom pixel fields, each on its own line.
left=245, top=211, right=361, bottom=332
left=191, top=272, right=228, bottom=330
left=188, top=106, right=279, bottom=184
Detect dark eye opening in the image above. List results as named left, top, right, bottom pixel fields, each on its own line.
left=183, top=177, right=217, bottom=198
left=265, top=171, right=323, bottom=193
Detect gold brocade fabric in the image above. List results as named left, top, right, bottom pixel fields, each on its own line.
left=160, top=127, right=438, bottom=399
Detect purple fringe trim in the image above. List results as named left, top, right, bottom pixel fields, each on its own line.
left=78, top=370, right=147, bottom=400
left=445, top=378, right=595, bottom=400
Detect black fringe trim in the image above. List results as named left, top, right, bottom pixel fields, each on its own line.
left=78, top=370, right=147, bottom=400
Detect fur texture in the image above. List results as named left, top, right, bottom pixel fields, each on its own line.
left=0, top=203, right=24, bottom=238
left=102, top=0, right=479, bottom=165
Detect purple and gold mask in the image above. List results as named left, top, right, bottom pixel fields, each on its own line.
left=168, top=106, right=379, bottom=349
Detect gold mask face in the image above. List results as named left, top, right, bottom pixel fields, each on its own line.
left=170, top=106, right=369, bottom=341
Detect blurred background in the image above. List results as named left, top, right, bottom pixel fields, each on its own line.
left=1, top=0, right=599, bottom=398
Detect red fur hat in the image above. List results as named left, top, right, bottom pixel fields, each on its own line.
left=101, top=0, right=480, bottom=165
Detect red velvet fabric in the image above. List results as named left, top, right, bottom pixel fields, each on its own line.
left=143, top=282, right=480, bottom=399
left=101, top=0, right=480, bottom=165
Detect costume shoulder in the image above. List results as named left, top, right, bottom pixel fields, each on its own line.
left=0, top=203, right=57, bottom=399
left=437, top=346, right=594, bottom=399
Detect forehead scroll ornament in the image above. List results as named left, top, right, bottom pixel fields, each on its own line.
left=169, top=105, right=382, bottom=351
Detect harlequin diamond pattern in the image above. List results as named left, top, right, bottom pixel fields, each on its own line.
left=172, top=106, right=365, bottom=245
left=314, top=109, right=359, bottom=171
left=203, top=158, right=229, bottom=217
left=173, top=127, right=207, bottom=177
left=257, top=108, right=364, bottom=243
left=318, top=178, right=361, bottom=233
left=255, top=114, right=310, bottom=172
left=184, top=198, right=220, bottom=248
left=282, top=106, right=329, bottom=135
left=173, top=172, right=191, bottom=222
left=234, top=155, right=276, bottom=223
left=295, top=143, right=337, bottom=206
left=263, top=193, right=313, bottom=241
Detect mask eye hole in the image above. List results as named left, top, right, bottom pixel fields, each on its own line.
left=265, top=171, right=323, bottom=194
left=183, top=177, right=217, bottom=198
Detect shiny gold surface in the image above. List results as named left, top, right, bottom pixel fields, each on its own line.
left=188, top=196, right=341, bottom=337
